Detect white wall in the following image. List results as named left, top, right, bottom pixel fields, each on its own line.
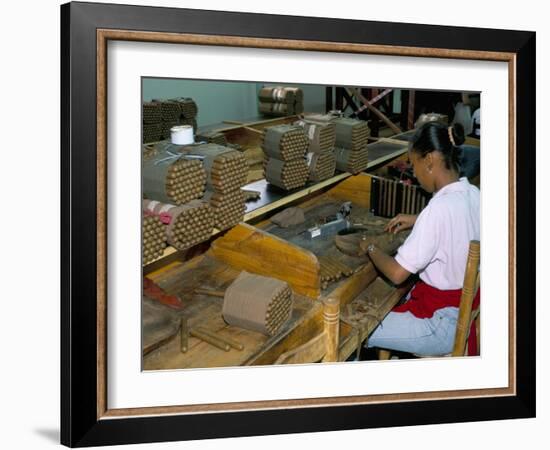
left=0, top=1, right=547, bottom=450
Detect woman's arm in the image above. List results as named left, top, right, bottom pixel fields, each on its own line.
left=361, top=241, right=411, bottom=285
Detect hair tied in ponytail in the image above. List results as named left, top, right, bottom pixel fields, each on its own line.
left=448, top=126, right=456, bottom=146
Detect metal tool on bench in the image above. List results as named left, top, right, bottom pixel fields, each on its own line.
left=305, top=201, right=353, bottom=239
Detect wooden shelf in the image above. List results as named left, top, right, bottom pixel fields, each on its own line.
left=143, top=125, right=408, bottom=271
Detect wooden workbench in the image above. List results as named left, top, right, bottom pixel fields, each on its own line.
left=143, top=174, right=413, bottom=370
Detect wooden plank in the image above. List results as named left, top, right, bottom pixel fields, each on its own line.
left=325, top=173, right=372, bottom=208
left=326, top=262, right=378, bottom=307
left=209, top=223, right=321, bottom=298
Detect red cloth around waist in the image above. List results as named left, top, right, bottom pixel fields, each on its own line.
left=393, top=281, right=480, bottom=355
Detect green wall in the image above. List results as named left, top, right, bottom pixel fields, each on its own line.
left=142, top=78, right=327, bottom=128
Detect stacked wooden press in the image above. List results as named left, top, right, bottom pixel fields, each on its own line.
left=179, top=142, right=248, bottom=231
left=142, top=141, right=213, bottom=256
left=331, top=117, right=370, bottom=174
left=262, top=124, right=310, bottom=190
left=294, top=117, right=337, bottom=182
left=142, top=97, right=198, bottom=143
left=258, top=86, right=304, bottom=117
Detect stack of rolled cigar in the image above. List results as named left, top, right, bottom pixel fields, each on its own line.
left=332, top=117, right=370, bottom=150
left=331, top=117, right=370, bottom=174
left=170, top=97, right=198, bottom=119
left=142, top=144, right=207, bottom=204
left=334, top=146, right=369, bottom=175
left=318, top=255, right=354, bottom=290
left=154, top=99, right=181, bottom=123
left=262, top=125, right=309, bottom=190
left=222, top=271, right=293, bottom=336
left=142, top=123, right=163, bottom=144
left=142, top=214, right=167, bottom=265
left=180, top=143, right=248, bottom=230
left=294, top=118, right=337, bottom=182
left=306, top=152, right=337, bottom=182
left=142, top=97, right=199, bottom=143
left=258, top=86, right=304, bottom=117
left=143, top=102, right=162, bottom=124
left=143, top=199, right=214, bottom=250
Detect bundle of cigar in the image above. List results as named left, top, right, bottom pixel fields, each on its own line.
left=258, top=86, right=304, bottom=117
left=331, top=117, right=370, bottom=151
left=294, top=118, right=336, bottom=153
left=262, top=125, right=309, bottom=160
left=264, top=157, right=309, bottom=190
left=262, top=125, right=309, bottom=190
left=203, top=189, right=246, bottom=230
left=142, top=123, right=163, bottom=144
left=161, top=120, right=179, bottom=139
left=154, top=99, right=181, bottom=122
left=318, top=255, right=354, bottom=290
left=143, top=146, right=207, bottom=204
left=170, top=97, right=198, bottom=119
left=142, top=214, right=167, bottom=265
left=294, top=118, right=337, bottom=182
left=142, top=97, right=199, bottom=143
left=334, top=146, right=369, bottom=175
left=195, top=131, right=228, bottom=146
left=180, top=143, right=248, bottom=194
left=143, top=102, right=162, bottom=124
left=222, top=271, right=293, bottom=336
left=143, top=199, right=214, bottom=250
left=306, top=152, right=337, bottom=182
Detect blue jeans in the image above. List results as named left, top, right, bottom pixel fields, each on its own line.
left=366, top=306, right=459, bottom=356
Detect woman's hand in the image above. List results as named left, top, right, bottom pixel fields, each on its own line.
left=385, top=214, right=417, bottom=234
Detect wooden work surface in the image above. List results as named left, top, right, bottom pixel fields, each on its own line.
left=143, top=174, right=412, bottom=369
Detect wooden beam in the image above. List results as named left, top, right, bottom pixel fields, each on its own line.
left=349, top=88, right=402, bottom=134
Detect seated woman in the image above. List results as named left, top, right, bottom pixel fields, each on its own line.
left=362, top=122, right=480, bottom=356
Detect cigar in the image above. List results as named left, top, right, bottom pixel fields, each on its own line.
left=189, top=328, right=230, bottom=351
left=180, top=318, right=188, bottom=353
left=194, top=326, right=244, bottom=351
left=194, top=288, right=225, bottom=298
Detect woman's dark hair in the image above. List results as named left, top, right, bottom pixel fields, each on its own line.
left=410, top=122, right=465, bottom=172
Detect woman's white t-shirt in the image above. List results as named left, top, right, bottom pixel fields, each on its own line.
left=395, top=177, right=480, bottom=290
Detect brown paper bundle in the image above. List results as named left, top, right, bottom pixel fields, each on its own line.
left=222, top=271, right=293, bottom=336
left=203, top=189, right=246, bottom=230
left=294, top=119, right=336, bottom=154
left=334, top=146, right=369, bottom=174
left=258, top=86, right=303, bottom=104
left=306, top=151, right=336, bottom=182
left=142, top=123, right=162, bottom=144
left=258, top=101, right=304, bottom=117
left=142, top=102, right=162, bottom=124
left=143, top=199, right=214, bottom=250
left=264, top=157, right=309, bottom=190
left=142, top=214, right=167, bottom=265
left=331, top=118, right=370, bottom=151
left=179, top=143, right=248, bottom=194
left=143, top=147, right=207, bottom=204
left=262, top=125, right=309, bottom=160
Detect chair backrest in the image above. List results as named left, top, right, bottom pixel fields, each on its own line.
left=274, top=297, right=340, bottom=364
left=452, top=240, right=480, bottom=356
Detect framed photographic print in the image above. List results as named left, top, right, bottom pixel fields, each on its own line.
left=61, top=1, right=535, bottom=447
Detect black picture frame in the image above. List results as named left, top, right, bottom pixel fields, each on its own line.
left=61, top=1, right=535, bottom=447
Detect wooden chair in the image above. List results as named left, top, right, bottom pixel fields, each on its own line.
left=274, top=297, right=340, bottom=364
left=378, top=240, right=480, bottom=359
